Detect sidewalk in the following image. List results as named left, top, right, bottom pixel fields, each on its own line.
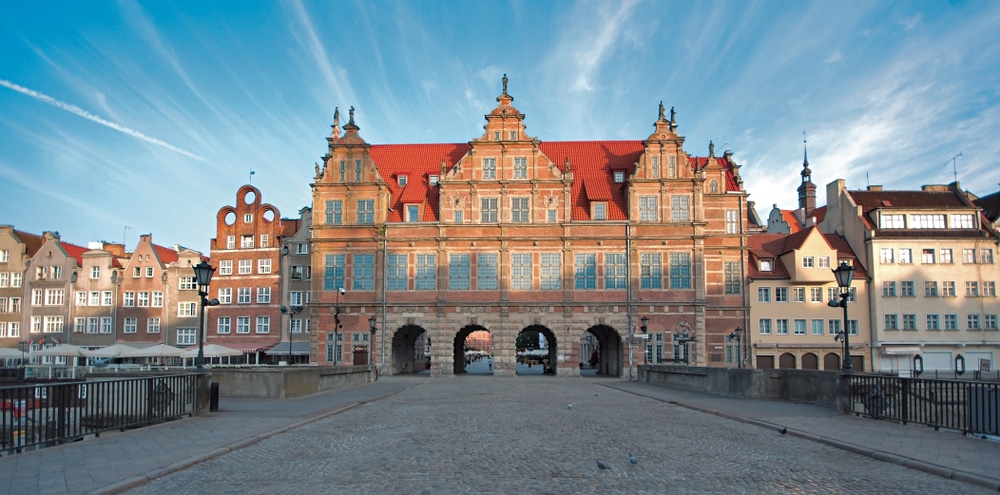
left=0, top=379, right=418, bottom=495
left=604, top=380, right=1000, bottom=491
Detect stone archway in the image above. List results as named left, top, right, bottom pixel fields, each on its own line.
left=391, top=324, right=427, bottom=375
left=453, top=324, right=489, bottom=375
left=585, top=324, right=622, bottom=377
left=515, top=324, right=558, bottom=375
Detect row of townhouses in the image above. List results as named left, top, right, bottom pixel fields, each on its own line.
left=2, top=77, right=998, bottom=376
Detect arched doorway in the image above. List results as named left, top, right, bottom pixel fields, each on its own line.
left=823, top=352, right=840, bottom=370
left=391, top=324, right=428, bottom=375
left=453, top=324, right=489, bottom=375
left=515, top=325, right=557, bottom=375
left=585, top=324, right=622, bottom=377
left=801, top=353, right=819, bottom=370
left=778, top=353, right=796, bottom=369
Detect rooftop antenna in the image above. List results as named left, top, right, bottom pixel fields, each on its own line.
left=946, top=152, right=963, bottom=182
left=866, top=171, right=870, bottom=188
left=123, top=226, right=132, bottom=246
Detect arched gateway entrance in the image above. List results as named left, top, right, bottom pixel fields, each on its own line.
left=391, top=324, right=428, bottom=375
left=586, top=324, right=623, bottom=377
left=453, top=324, right=490, bottom=375
left=515, top=325, right=558, bottom=375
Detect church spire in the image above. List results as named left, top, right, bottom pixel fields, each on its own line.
left=797, top=131, right=816, bottom=214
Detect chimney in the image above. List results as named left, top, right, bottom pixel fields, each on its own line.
left=867, top=185, right=883, bottom=191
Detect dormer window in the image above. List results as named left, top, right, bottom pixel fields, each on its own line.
left=398, top=175, right=408, bottom=187
left=429, top=175, right=439, bottom=186
left=406, top=204, right=420, bottom=222
left=614, top=171, right=625, bottom=183
left=592, top=202, right=607, bottom=221
left=760, top=259, right=773, bottom=272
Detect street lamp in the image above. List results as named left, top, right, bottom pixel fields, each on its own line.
left=193, top=260, right=219, bottom=370
left=727, top=328, right=742, bottom=368
left=828, top=261, right=855, bottom=372
left=640, top=316, right=648, bottom=334
left=334, top=287, right=345, bottom=364
left=368, top=315, right=378, bottom=366
left=280, top=305, right=303, bottom=365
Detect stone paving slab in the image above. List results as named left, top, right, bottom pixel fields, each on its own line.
left=121, top=376, right=997, bottom=495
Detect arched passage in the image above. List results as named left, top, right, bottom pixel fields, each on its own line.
left=391, top=324, right=427, bottom=375
left=823, top=353, right=840, bottom=370
left=585, top=324, right=622, bottom=377
left=779, top=353, right=797, bottom=369
left=515, top=325, right=558, bottom=375
left=453, top=324, right=489, bottom=375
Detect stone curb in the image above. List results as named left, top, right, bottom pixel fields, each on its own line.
left=606, top=383, right=1000, bottom=492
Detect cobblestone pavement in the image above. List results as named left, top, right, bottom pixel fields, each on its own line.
left=123, top=376, right=995, bottom=495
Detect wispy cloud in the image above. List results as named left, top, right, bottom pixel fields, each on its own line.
left=0, top=79, right=204, bottom=160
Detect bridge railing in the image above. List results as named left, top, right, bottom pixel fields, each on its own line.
left=0, top=373, right=199, bottom=455
left=849, top=374, right=999, bottom=436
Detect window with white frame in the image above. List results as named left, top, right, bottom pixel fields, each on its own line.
left=963, top=249, right=976, bottom=264
left=902, top=314, right=917, bottom=330
left=651, top=156, right=660, bottom=178
left=406, top=204, right=420, bottom=222
left=794, top=319, right=806, bottom=335
left=31, top=289, right=43, bottom=306
left=481, top=197, right=499, bottom=223
left=879, top=214, right=905, bottom=229
left=942, top=281, right=956, bottom=297
left=0, top=273, right=7, bottom=288
left=613, top=171, right=625, bottom=183
left=966, top=281, right=979, bottom=297
left=90, top=265, right=100, bottom=279
left=940, top=249, right=953, bottom=264
left=910, top=214, right=945, bottom=229
left=511, top=198, right=530, bottom=223
left=726, top=210, right=739, bottom=234
left=241, top=235, right=254, bottom=249
left=546, top=209, right=556, bottom=223
left=147, top=318, right=160, bottom=334
left=178, top=302, right=197, bottom=317
left=219, top=260, right=233, bottom=275
left=982, top=249, right=995, bottom=264
left=238, top=287, right=251, bottom=304
left=540, top=253, right=561, bottom=290
left=177, top=328, right=196, bottom=345
left=514, top=157, right=527, bottom=179
left=415, top=254, right=436, bottom=290
left=951, top=214, right=974, bottom=229
left=828, top=319, right=841, bottom=335
left=924, top=281, right=938, bottom=297
left=326, top=200, right=343, bottom=225
left=669, top=253, right=690, bottom=289
left=671, top=195, right=690, bottom=221
left=44, top=289, right=64, bottom=306
left=810, top=287, right=823, bottom=303
left=987, top=315, right=998, bottom=330
left=776, top=319, right=789, bottom=335
left=640, top=253, right=662, bottom=289
left=256, top=316, right=270, bottom=333
left=926, top=314, right=940, bottom=330
left=218, top=288, right=232, bottom=304
left=387, top=254, right=406, bottom=291
left=811, top=319, right=825, bottom=335
left=429, top=175, right=439, bottom=186
left=124, top=317, right=137, bottom=333
left=724, top=261, right=740, bottom=294
left=818, top=256, right=830, bottom=268
left=944, top=314, right=958, bottom=330
left=884, top=314, right=899, bottom=330
left=238, top=259, right=252, bottom=275
left=217, top=317, right=231, bottom=334
left=258, top=259, right=271, bottom=274
left=52, top=266, right=62, bottom=280
left=968, top=314, right=981, bottom=330
left=482, top=157, right=496, bottom=179
left=477, top=253, right=498, bottom=290
left=244, top=213, right=253, bottom=223
left=123, top=291, right=135, bottom=307
left=760, top=259, right=773, bottom=271
left=290, top=318, right=303, bottom=334
left=179, top=277, right=196, bottom=290
left=74, top=318, right=86, bottom=333
left=605, top=253, right=627, bottom=289
left=901, top=281, right=915, bottom=297
left=226, top=235, right=236, bottom=249
left=880, top=248, right=894, bottom=264
left=289, top=291, right=304, bottom=306
left=758, top=287, right=771, bottom=303
left=592, top=202, right=607, bottom=221
left=775, top=287, right=788, bottom=302
left=297, top=243, right=308, bottom=255
left=357, top=199, right=375, bottom=224
left=511, top=253, right=532, bottom=290
left=145, top=266, right=154, bottom=278
left=922, top=249, right=935, bottom=264
left=137, top=292, right=149, bottom=307
left=792, top=287, right=806, bottom=302
left=882, top=281, right=896, bottom=297
left=639, top=196, right=658, bottom=222
left=899, top=249, right=912, bottom=264
left=668, top=155, right=676, bottom=177
left=984, top=281, right=996, bottom=297
left=257, top=287, right=270, bottom=303
left=236, top=316, right=250, bottom=334
left=758, top=319, right=772, bottom=335
left=0, top=249, right=7, bottom=262
left=30, top=316, right=41, bottom=333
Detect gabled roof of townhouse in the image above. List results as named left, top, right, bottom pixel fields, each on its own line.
left=747, top=226, right=867, bottom=281
left=12, top=229, right=45, bottom=258
left=973, top=189, right=1000, bottom=223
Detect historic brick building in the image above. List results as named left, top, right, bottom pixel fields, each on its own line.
left=206, top=185, right=286, bottom=361
left=310, top=77, right=753, bottom=377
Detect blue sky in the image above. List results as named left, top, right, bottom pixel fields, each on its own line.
left=2, top=1, right=999, bottom=254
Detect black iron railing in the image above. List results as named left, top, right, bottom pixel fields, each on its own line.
left=0, top=373, right=199, bottom=454
left=849, top=374, right=1000, bottom=435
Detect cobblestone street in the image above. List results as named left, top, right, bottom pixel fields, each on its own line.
left=124, top=376, right=995, bottom=495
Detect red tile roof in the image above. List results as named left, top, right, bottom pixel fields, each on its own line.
left=59, top=241, right=89, bottom=266
left=974, top=190, right=1000, bottom=222
left=369, top=144, right=470, bottom=222
left=152, top=244, right=179, bottom=265
left=848, top=189, right=967, bottom=212
left=747, top=228, right=866, bottom=281
left=781, top=210, right=802, bottom=233
left=13, top=229, right=44, bottom=258
left=368, top=141, right=741, bottom=222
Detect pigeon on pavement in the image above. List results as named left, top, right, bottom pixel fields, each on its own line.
left=596, top=460, right=610, bottom=470
left=628, top=452, right=637, bottom=464
left=567, top=403, right=573, bottom=409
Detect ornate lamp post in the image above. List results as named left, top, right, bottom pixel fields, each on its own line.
left=192, top=260, right=219, bottom=370
left=280, top=305, right=303, bottom=365
left=368, top=315, right=378, bottom=366
left=828, top=261, right=856, bottom=372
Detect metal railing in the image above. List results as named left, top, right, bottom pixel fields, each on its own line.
left=1, top=373, right=199, bottom=454
left=850, top=374, right=1000, bottom=435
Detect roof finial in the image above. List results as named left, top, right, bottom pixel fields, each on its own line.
left=348, top=106, right=356, bottom=126
left=658, top=101, right=665, bottom=121
left=669, top=106, right=676, bottom=130
left=331, top=107, right=340, bottom=139
left=709, top=141, right=715, bottom=158
left=502, top=74, right=509, bottom=96
left=802, top=130, right=809, bottom=167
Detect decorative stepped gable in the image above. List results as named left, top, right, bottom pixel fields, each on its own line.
left=314, top=75, right=745, bottom=225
